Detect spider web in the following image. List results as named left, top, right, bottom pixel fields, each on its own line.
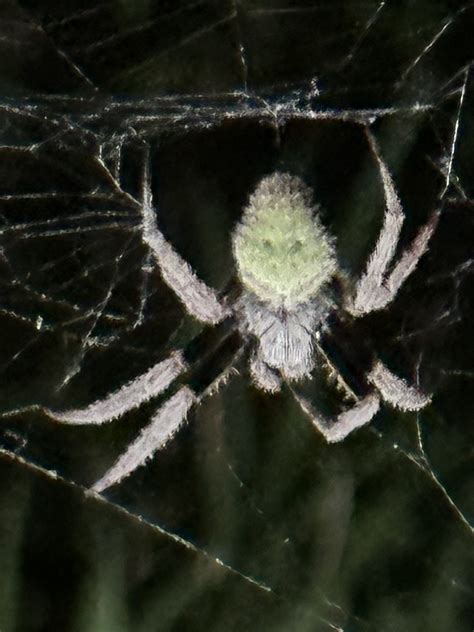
left=0, top=1, right=473, bottom=630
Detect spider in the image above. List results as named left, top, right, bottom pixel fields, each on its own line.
left=29, top=128, right=438, bottom=494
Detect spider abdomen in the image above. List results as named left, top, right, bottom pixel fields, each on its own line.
left=232, top=172, right=337, bottom=310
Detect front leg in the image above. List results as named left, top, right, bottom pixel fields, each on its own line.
left=140, top=146, right=228, bottom=325
left=348, top=130, right=438, bottom=316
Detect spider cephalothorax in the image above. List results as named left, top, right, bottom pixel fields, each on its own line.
left=13, top=132, right=438, bottom=493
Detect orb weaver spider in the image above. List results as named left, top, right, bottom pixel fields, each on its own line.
left=21, top=127, right=438, bottom=494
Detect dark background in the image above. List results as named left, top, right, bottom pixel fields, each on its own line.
left=0, top=1, right=473, bottom=630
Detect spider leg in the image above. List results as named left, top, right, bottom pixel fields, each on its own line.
left=367, top=360, right=431, bottom=411
left=383, top=212, right=439, bottom=298
left=93, top=329, right=245, bottom=492
left=140, top=146, right=229, bottom=325
left=5, top=352, right=187, bottom=425
left=250, top=352, right=282, bottom=393
left=292, top=389, right=381, bottom=443
left=349, top=130, right=438, bottom=316
left=93, top=386, right=196, bottom=492
left=54, top=352, right=186, bottom=424
left=36, top=300, right=237, bottom=427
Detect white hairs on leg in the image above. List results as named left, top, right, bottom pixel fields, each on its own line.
left=368, top=361, right=431, bottom=411
left=143, top=220, right=228, bottom=324
left=250, top=353, right=282, bottom=393
left=93, top=386, right=196, bottom=492
left=141, top=154, right=227, bottom=325
left=362, top=134, right=405, bottom=281
left=49, top=352, right=187, bottom=425
left=385, top=211, right=439, bottom=296
left=350, top=131, right=437, bottom=316
left=293, top=390, right=381, bottom=443
left=350, top=133, right=404, bottom=315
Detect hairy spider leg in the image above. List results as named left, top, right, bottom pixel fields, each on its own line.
left=3, top=352, right=188, bottom=425
left=139, top=144, right=228, bottom=325
left=250, top=351, right=282, bottom=393
left=349, top=129, right=439, bottom=316
left=367, top=360, right=431, bottom=411
left=2, top=317, right=242, bottom=492
left=93, top=386, right=197, bottom=492
left=46, top=352, right=188, bottom=424
left=5, top=315, right=237, bottom=429
left=292, top=355, right=430, bottom=443
left=93, top=328, right=245, bottom=492
left=292, top=388, right=381, bottom=443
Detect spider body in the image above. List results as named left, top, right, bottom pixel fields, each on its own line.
left=233, top=172, right=335, bottom=382
left=16, top=131, right=438, bottom=493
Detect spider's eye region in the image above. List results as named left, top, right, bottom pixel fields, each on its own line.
left=233, top=172, right=337, bottom=308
